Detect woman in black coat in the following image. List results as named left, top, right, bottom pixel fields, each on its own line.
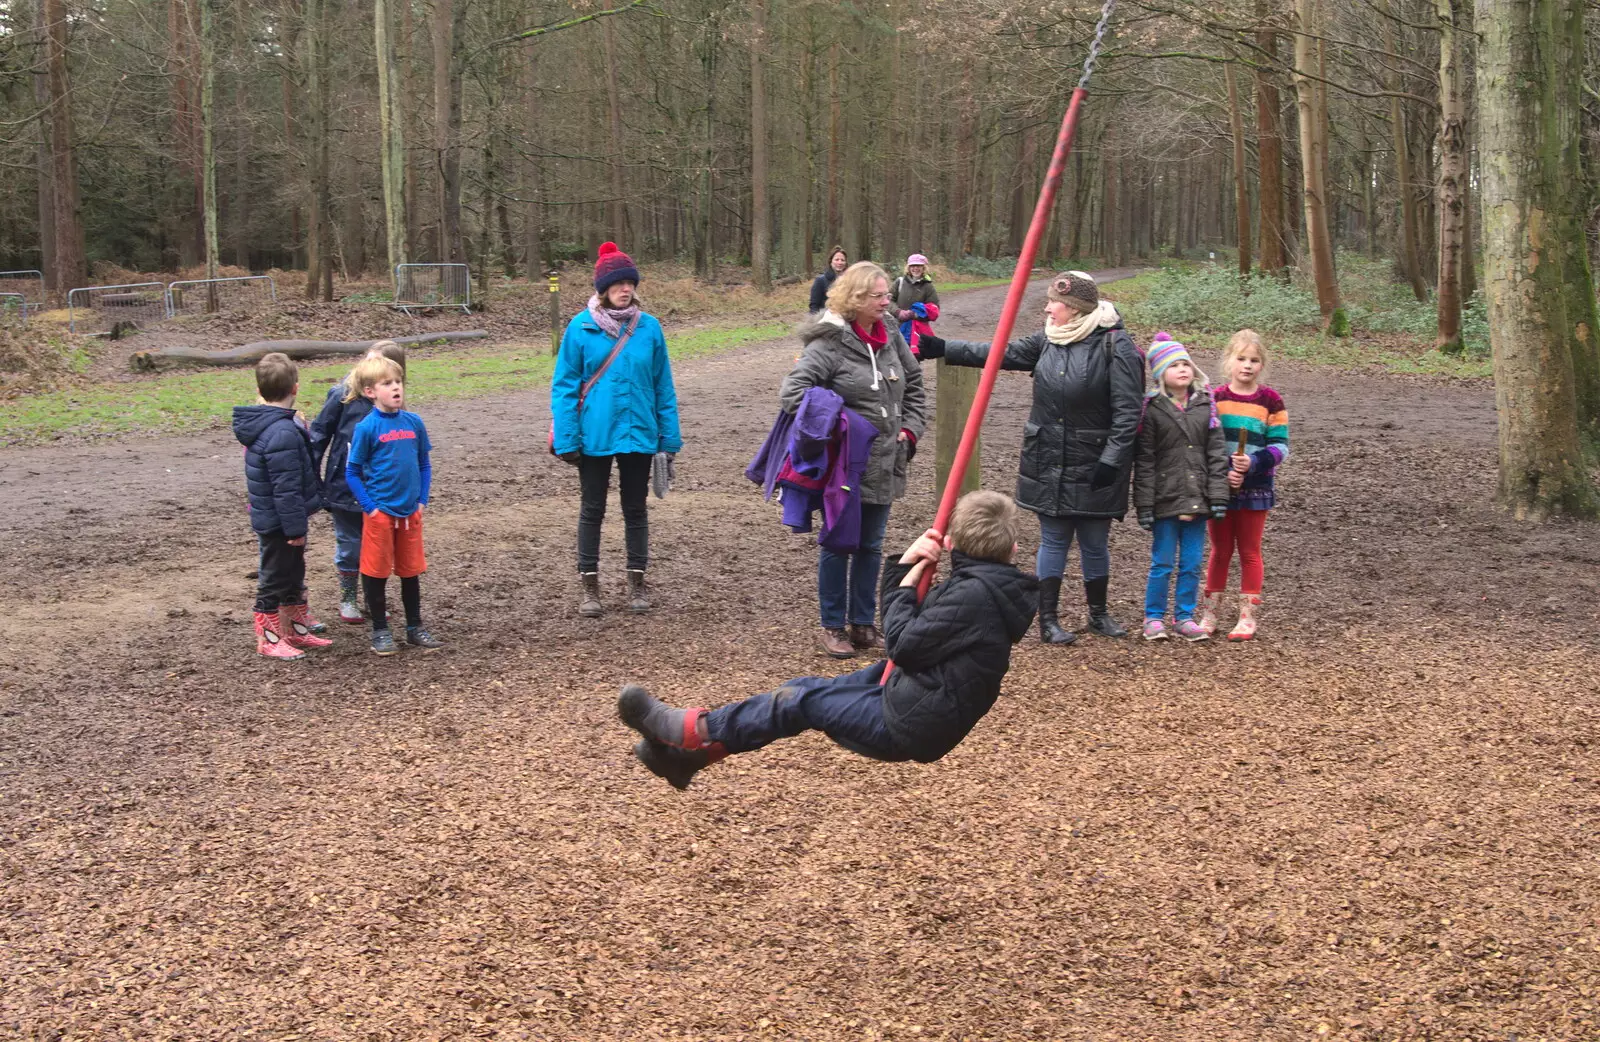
left=808, top=246, right=848, bottom=312
left=918, top=271, right=1144, bottom=645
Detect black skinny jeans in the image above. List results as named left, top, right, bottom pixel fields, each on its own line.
left=577, top=452, right=652, bottom=573
left=255, top=532, right=306, bottom=613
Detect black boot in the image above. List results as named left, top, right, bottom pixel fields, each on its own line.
left=1037, top=576, right=1078, bottom=645
left=578, top=572, right=603, bottom=618
left=618, top=685, right=727, bottom=790
left=1084, top=576, right=1127, bottom=637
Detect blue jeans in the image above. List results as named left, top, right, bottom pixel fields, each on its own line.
left=330, top=508, right=365, bottom=573
left=817, top=502, right=892, bottom=628
left=1036, top=514, right=1111, bottom=582
left=1144, top=516, right=1208, bottom=621
left=704, top=661, right=907, bottom=760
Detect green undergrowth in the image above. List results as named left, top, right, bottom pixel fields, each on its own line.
left=0, top=319, right=790, bottom=447
left=1112, top=252, right=1492, bottom=379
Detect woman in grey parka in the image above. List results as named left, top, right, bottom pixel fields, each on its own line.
left=917, top=271, right=1143, bottom=645
left=781, top=261, right=927, bottom=659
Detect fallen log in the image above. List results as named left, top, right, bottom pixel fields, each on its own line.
left=130, top=331, right=490, bottom=370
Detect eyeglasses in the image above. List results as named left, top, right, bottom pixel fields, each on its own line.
left=869, top=291, right=892, bottom=300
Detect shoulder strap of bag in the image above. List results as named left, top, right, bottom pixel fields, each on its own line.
left=579, top=313, right=641, bottom=406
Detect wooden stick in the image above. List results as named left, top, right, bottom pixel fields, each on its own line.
left=130, top=331, right=489, bottom=370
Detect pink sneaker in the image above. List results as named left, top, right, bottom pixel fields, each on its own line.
left=1142, top=619, right=1169, bottom=641
left=1174, top=619, right=1209, bottom=641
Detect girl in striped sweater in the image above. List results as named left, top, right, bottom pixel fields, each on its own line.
left=1203, top=330, right=1289, bottom=640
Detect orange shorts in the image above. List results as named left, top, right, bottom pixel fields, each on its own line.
left=360, top=509, right=427, bottom=579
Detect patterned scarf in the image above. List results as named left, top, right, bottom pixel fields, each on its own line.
left=588, top=293, right=641, bottom=338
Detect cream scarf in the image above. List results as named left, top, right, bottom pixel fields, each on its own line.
left=1046, top=298, right=1121, bottom=345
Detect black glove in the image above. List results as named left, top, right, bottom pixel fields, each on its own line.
left=1138, top=513, right=1154, bottom=531
left=1211, top=504, right=1229, bottom=521
left=558, top=450, right=581, bottom=466
left=1090, top=462, right=1121, bottom=490
left=917, top=334, right=946, bottom=360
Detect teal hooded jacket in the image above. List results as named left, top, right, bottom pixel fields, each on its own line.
left=550, top=309, right=683, bottom=458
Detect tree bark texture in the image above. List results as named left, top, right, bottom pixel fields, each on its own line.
left=1474, top=0, right=1594, bottom=517
left=1435, top=0, right=1465, bottom=352
left=42, top=0, right=86, bottom=296
left=376, top=0, right=409, bottom=271
left=749, top=0, right=770, bottom=291
left=432, top=0, right=465, bottom=264
left=1292, top=0, right=1344, bottom=332
left=1226, top=62, right=1252, bottom=277
left=1253, top=6, right=1285, bottom=276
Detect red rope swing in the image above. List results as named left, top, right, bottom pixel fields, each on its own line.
left=887, top=1, right=1117, bottom=678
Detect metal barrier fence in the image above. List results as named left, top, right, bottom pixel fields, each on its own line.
left=393, top=263, right=471, bottom=313
left=67, top=282, right=168, bottom=334
left=0, top=270, right=45, bottom=313
left=167, top=274, right=277, bottom=319
left=0, top=292, right=27, bottom=327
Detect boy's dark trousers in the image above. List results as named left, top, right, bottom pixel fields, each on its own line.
left=255, top=532, right=306, bottom=613
left=703, top=661, right=909, bottom=762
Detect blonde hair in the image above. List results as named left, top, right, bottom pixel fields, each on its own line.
left=343, top=355, right=404, bottom=403
left=340, top=341, right=408, bottom=401
left=825, top=261, right=890, bottom=322
left=1220, top=329, right=1267, bottom=380
left=948, top=490, right=1021, bottom=564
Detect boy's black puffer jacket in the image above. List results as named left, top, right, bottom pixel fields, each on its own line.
left=233, top=404, right=322, bottom=538
left=877, top=552, right=1039, bottom=762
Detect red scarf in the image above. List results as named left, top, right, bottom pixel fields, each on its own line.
left=851, top=319, right=888, bottom=350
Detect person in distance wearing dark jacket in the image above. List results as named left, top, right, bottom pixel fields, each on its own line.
left=808, top=245, right=848, bottom=313
left=617, top=490, right=1038, bottom=790
left=233, top=352, right=332, bottom=660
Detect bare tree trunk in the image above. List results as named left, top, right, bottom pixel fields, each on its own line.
left=1476, top=0, right=1595, bottom=516
left=602, top=18, right=629, bottom=242
left=1435, top=0, right=1466, bottom=351
left=1226, top=62, right=1252, bottom=276
left=1383, top=0, right=1427, bottom=301
left=376, top=0, right=409, bottom=271
left=304, top=0, right=333, bottom=300
left=749, top=0, right=770, bottom=290
left=521, top=44, right=543, bottom=274
left=432, top=0, right=464, bottom=263
left=826, top=42, right=841, bottom=246
left=1549, top=0, right=1600, bottom=429
left=41, top=0, right=86, bottom=296
left=1254, top=4, right=1286, bottom=275
left=1292, top=0, right=1345, bottom=332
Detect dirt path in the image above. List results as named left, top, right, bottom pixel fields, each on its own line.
left=2, top=274, right=1598, bottom=1040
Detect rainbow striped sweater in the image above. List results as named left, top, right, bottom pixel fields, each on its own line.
left=1213, top=384, right=1289, bottom=510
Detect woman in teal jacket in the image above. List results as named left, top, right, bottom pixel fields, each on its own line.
left=551, top=242, right=682, bottom=618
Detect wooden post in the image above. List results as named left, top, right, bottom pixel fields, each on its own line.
left=934, top=360, right=982, bottom=500
left=548, top=269, right=561, bottom=356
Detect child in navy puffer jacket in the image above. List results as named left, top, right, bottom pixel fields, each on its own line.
left=232, top=352, right=331, bottom=660
left=310, top=340, right=407, bottom=623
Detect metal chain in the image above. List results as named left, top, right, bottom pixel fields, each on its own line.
left=1078, top=0, right=1118, bottom=92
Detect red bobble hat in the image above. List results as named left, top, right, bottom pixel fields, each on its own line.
left=593, top=241, right=641, bottom=294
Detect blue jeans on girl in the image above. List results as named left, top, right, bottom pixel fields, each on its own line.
left=330, top=508, right=365, bottom=573
left=817, top=502, right=891, bottom=629
left=1144, top=516, right=1208, bottom=621
left=1036, top=514, right=1111, bottom=581
left=704, top=661, right=906, bottom=760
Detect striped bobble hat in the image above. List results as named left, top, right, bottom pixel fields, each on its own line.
left=1146, top=334, right=1193, bottom=385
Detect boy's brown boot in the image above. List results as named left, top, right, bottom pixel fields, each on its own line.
left=618, top=685, right=727, bottom=790
left=578, top=572, right=603, bottom=617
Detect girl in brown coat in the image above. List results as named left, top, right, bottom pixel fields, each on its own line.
left=1133, top=338, right=1230, bottom=641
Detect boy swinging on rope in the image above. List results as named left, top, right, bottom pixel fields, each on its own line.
left=619, top=490, right=1038, bottom=789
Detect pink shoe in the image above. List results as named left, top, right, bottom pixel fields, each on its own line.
left=1227, top=594, right=1261, bottom=641
left=282, top=605, right=333, bottom=650
left=1142, top=619, right=1169, bottom=641
left=1174, top=619, right=1209, bottom=641
left=1198, top=591, right=1221, bottom=636
left=254, top=611, right=305, bottom=660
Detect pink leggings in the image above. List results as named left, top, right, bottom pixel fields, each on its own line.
left=1206, top=509, right=1269, bottom=596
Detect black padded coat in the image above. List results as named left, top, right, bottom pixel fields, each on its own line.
left=943, top=320, right=1144, bottom=519
left=877, top=552, right=1038, bottom=763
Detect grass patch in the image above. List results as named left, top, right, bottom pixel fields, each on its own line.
left=1112, top=251, right=1492, bottom=378
left=0, top=319, right=792, bottom=447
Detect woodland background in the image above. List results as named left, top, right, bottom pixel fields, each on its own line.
left=3, top=0, right=1600, bottom=514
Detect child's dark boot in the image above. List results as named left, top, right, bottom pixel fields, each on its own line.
left=578, top=572, right=603, bottom=618
left=338, top=570, right=364, bottom=624
left=618, top=685, right=726, bottom=790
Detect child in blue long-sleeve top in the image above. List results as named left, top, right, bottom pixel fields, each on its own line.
left=310, top=339, right=407, bottom=624
left=345, top=355, right=443, bottom=656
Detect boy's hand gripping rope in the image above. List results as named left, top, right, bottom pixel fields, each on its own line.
left=885, top=0, right=1117, bottom=680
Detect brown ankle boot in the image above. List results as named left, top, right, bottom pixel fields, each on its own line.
left=848, top=624, right=884, bottom=651
left=626, top=569, right=652, bottom=613
left=818, top=627, right=855, bottom=658
left=578, top=572, right=603, bottom=617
